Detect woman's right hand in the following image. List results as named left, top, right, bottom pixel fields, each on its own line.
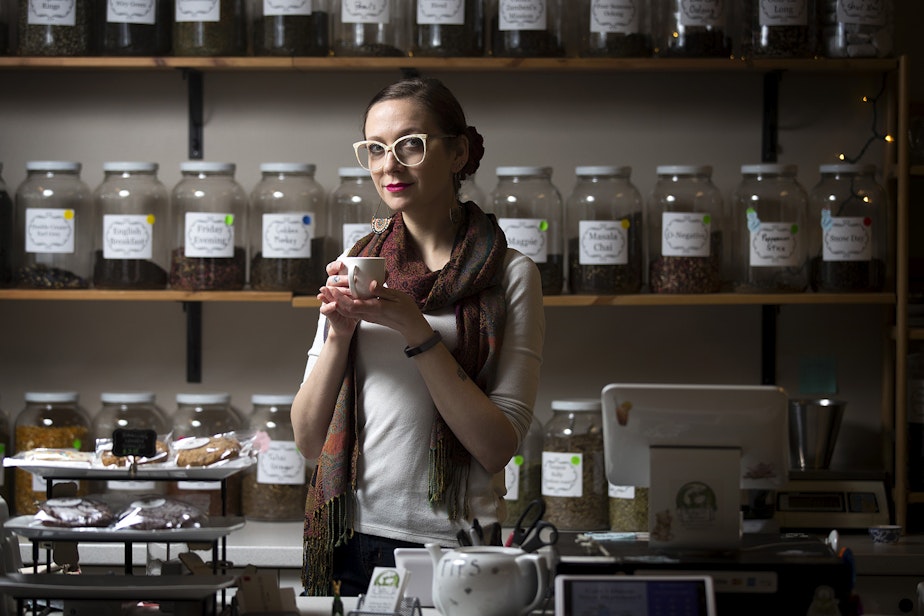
left=317, top=260, right=361, bottom=337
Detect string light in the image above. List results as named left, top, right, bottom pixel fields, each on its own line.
left=834, top=73, right=893, bottom=164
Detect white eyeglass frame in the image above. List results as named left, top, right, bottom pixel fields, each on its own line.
left=352, top=133, right=455, bottom=171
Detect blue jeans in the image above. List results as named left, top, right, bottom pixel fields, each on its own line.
left=332, top=533, right=423, bottom=597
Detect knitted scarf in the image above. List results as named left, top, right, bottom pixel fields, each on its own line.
left=302, top=201, right=508, bottom=596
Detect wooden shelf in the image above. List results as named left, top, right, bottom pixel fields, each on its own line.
left=0, top=289, right=292, bottom=302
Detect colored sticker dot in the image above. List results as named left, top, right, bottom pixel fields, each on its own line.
left=621, top=218, right=631, bottom=230
left=746, top=207, right=756, bottom=216
left=791, top=224, right=799, bottom=234
left=63, top=210, right=74, bottom=220
left=72, top=438, right=82, bottom=450
left=703, top=215, right=711, bottom=224
left=146, top=214, right=156, bottom=225
left=513, top=455, right=524, bottom=466
left=570, top=455, right=581, bottom=465
left=539, top=220, right=549, bottom=232
left=302, top=215, right=312, bottom=225
left=863, top=217, right=872, bottom=227
left=224, top=214, right=235, bottom=226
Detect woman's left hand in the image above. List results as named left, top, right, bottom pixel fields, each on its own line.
left=325, top=281, right=433, bottom=344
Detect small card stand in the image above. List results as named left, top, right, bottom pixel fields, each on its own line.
left=348, top=595, right=423, bottom=616
left=112, top=428, right=158, bottom=478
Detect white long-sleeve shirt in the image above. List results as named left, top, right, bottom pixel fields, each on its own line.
left=302, top=248, right=545, bottom=546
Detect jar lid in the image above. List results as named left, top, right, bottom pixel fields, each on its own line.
left=251, top=394, right=296, bottom=406
left=176, top=392, right=231, bottom=405
left=338, top=167, right=369, bottom=178
left=818, top=163, right=870, bottom=174
left=740, top=164, right=796, bottom=176
left=260, top=163, right=316, bottom=174
left=102, top=162, right=159, bottom=173
left=551, top=398, right=602, bottom=412
left=101, top=392, right=156, bottom=405
left=26, top=161, right=81, bottom=173
left=180, top=161, right=235, bottom=174
left=25, top=391, right=79, bottom=403
left=496, top=166, right=548, bottom=177
left=575, top=165, right=630, bottom=177
left=656, top=165, right=713, bottom=177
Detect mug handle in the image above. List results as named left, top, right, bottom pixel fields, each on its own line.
left=518, top=553, right=549, bottom=615
left=347, top=263, right=364, bottom=298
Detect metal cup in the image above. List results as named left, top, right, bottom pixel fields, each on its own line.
left=788, top=398, right=847, bottom=471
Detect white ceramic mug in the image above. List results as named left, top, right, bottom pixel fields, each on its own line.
left=340, top=257, right=386, bottom=299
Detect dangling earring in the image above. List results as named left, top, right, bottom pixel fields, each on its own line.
left=371, top=201, right=393, bottom=234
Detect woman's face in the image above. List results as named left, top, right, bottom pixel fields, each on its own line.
left=362, top=97, right=465, bottom=222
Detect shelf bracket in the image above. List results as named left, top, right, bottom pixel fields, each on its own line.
left=183, top=301, right=203, bottom=383
left=182, top=69, right=205, bottom=383
left=760, top=71, right=782, bottom=385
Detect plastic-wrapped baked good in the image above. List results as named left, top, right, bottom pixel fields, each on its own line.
left=98, top=440, right=169, bottom=467
left=35, top=497, right=114, bottom=528
left=175, top=436, right=241, bottom=467
left=113, top=496, right=206, bottom=530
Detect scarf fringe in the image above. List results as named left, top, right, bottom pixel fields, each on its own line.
left=428, top=439, right=471, bottom=521
left=302, top=492, right=354, bottom=596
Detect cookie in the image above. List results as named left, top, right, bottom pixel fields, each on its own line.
left=100, top=440, right=169, bottom=467
left=36, top=497, right=115, bottom=528
left=114, top=496, right=205, bottom=530
left=175, top=436, right=241, bottom=467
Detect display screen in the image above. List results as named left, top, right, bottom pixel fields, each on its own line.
left=556, top=576, right=715, bottom=616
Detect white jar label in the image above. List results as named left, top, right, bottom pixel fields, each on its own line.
left=341, top=0, right=390, bottom=24
left=678, top=0, right=724, bottom=27
left=418, top=0, right=464, bottom=25
left=660, top=211, right=711, bottom=257
left=177, top=480, right=221, bottom=490
left=503, top=455, right=522, bottom=501
left=579, top=219, right=628, bottom=265
left=836, top=0, right=887, bottom=26
left=499, top=0, right=547, bottom=31
left=262, top=212, right=314, bottom=258
left=749, top=221, right=801, bottom=267
left=820, top=215, right=872, bottom=262
left=758, top=0, right=808, bottom=26
left=108, top=0, right=157, bottom=25
left=103, top=214, right=155, bottom=260
left=590, top=0, right=640, bottom=35
left=264, top=0, right=313, bottom=16
left=541, top=451, right=583, bottom=498
left=28, top=0, right=77, bottom=26
left=257, top=440, right=306, bottom=485
left=342, top=222, right=370, bottom=253
left=184, top=212, right=235, bottom=258
left=176, top=0, right=221, bottom=23
left=609, top=484, right=636, bottom=499
left=25, top=208, right=76, bottom=254
left=498, top=217, right=549, bottom=263
left=107, top=480, right=158, bottom=491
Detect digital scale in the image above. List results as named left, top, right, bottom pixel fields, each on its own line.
left=773, top=470, right=892, bottom=531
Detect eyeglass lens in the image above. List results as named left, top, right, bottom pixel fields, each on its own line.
left=357, top=135, right=427, bottom=170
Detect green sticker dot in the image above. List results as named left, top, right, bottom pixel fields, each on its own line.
left=538, top=220, right=549, bottom=232
left=513, top=455, right=524, bottom=466
left=791, top=224, right=799, bottom=234
left=570, top=455, right=581, bottom=465
left=746, top=207, right=756, bottom=215
left=72, top=438, right=82, bottom=450
left=703, top=215, right=711, bottom=224
left=224, top=214, right=235, bottom=226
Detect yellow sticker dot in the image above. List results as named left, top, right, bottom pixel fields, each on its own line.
left=621, top=218, right=631, bottom=230
left=147, top=214, right=156, bottom=225
left=63, top=210, right=74, bottom=220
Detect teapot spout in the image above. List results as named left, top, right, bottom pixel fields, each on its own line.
left=425, top=542, right=443, bottom=568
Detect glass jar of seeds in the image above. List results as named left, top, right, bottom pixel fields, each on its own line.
left=412, top=0, right=484, bottom=56
left=168, top=392, right=245, bottom=516
left=331, top=167, right=378, bottom=255
left=174, top=0, right=247, bottom=56
left=647, top=165, right=727, bottom=294
left=92, top=162, right=170, bottom=290
left=565, top=166, right=644, bottom=295
left=169, top=161, right=248, bottom=291
left=576, top=0, right=653, bottom=57
left=92, top=0, right=173, bottom=56
left=332, top=0, right=409, bottom=56
left=249, top=163, right=329, bottom=294
left=0, top=164, right=12, bottom=287
left=503, top=415, right=543, bottom=524
left=541, top=399, right=608, bottom=531
left=821, top=0, right=893, bottom=58
left=17, top=0, right=90, bottom=56
left=490, top=166, right=564, bottom=295
left=14, top=161, right=93, bottom=289
left=732, top=164, right=809, bottom=293
left=14, top=391, right=92, bottom=515
left=739, top=0, right=819, bottom=59
left=807, top=163, right=888, bottom=292
left=652, top=0, right=731, bottom=57
left=242, top=394, right=310, bottom=522
left=609, top=484, right=648, bottom=531
left=490, top=0, right=565, bottom=57
left=252, top=0, right=331, bottom=56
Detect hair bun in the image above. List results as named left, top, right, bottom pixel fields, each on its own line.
left=461, top=126, right=484, bottom=179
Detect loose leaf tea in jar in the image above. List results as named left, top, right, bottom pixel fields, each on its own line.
left=821, top=0, right=894, bottom=58
left=18, top=0, right=90, bottom=56
left=93, top=0, right=173, bottom=56
left=576, top=0, right=653, bottom=58
left=174, top=0, right=247, bottom=56
left=652, top=0, right=731, bottom=57
left=330, top=167, right=380, bottom=256
left=491, top=0, right=565, bottom=57
left=332, top=0, right=408, bottom=56
left=252, top=0, right=331, bottom=56
left=739, top=0, right=820, bottom=59
left=412, top=0, right=484, bottom=57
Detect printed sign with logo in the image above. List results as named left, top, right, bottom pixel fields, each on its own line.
left=108, top=0, right=157, bottom=25
left=499, top=0, right=547, bottom=31
left=184, top=212, right=235, bottom=258
left=264, top=0, right=313, bottom=16
left=176, top=0, right=221, bottom=22
left=660, top=212, right=711, bottom=257
left=262, top=213, right=313, bottom=258
left=417, top=0, right=464, bottom=25
left=341, top=0, right=390, bottom=24
left=103, top=214, right=155, bottom=260
left=28, top=0, right=77, bottom=26
left=590, top=0, right=639, bottom=35
left=25, top=208, right=76, bottom=254
left=498, top=217, right=549, bottom=263
left=579, top=219, right=628, bottom=265
left=541, top=451, right=583, bottom=498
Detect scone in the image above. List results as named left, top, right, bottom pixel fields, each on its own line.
left=36, top=497, right=115, bottom=528
left=175, top=436, right=241, bottom=467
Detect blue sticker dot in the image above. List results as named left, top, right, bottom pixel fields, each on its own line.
left=302, top=215, right=312, bottom=225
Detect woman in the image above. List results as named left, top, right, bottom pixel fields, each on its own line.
left=292, top=77, right=545, bottom=596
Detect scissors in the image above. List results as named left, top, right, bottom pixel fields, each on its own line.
left=506, top=499, right=558, bottom=553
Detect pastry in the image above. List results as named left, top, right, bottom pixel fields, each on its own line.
left=36, top=497, right=115, bottom=528
left=114, top=496, right=205, bottom=530
left=175, top=436, right=241, bottom=467
left=100, top=440, right=169, bottom=467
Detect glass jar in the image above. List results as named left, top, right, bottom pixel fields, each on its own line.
left=332, top=0, right=409, bottom=56
left=412, top=0, right=484, bottom=56
left=14, top=392, right=91, bottom=515
left=173, top=0, right=247, bottom=56
left=647, top=165, right=726, bottom=294
left=652, top=0, right=732, bottom=57
left=459, top=173, right=486, bottom=208
left=169, top=161, right=248, bottom=291
left=739, top=0, right=819, bottom=59
left=249, top=163, right=329, bottom=294
left=807, top=163, right=888, bottom=292
left=17, top=0, right=90, bottom=56
left=0, top=1, right=9, bottom=54
left=241, top=394, right=309, bottom=522
left=503, top=415, right=543, bottom=524
left=490, top=0, right=565, bottom=57
left=0, top=164, right=12, bottom=287
left=565, top=165, right=644, bottom=294
left=821, top=0, right=893, bottom=58
left=491, top=166, right=563, bottom=295
left=168, top=392, right=244, bottom=516
left=14, top=161, right=93, bottom=289
left=908, top=351, right=924, bottom=491
left=252, top=0, right=331, bottom=56
left=0, top=397, right=11, bottom=509
left=576, top=0, right=653, bottom=57
left=330, top=167, right=378, bottom=256
left=732, top=164, right=809, bottom=293
left=541, top=398, right=608, bottom=531
left=609, top=484, right=648, bottom=531
left=92, top=162, right=170, bottom=290
left=92, top=0, right=172, bottom=56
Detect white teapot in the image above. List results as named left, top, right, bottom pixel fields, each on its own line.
left=425, top=543, right=548, bottom=616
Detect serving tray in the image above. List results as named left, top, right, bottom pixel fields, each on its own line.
left=4, top=515, right=245, bottom=542
left=3, top=456, right=254, bottom=480
left=0, top=572, right=236, bottom=600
